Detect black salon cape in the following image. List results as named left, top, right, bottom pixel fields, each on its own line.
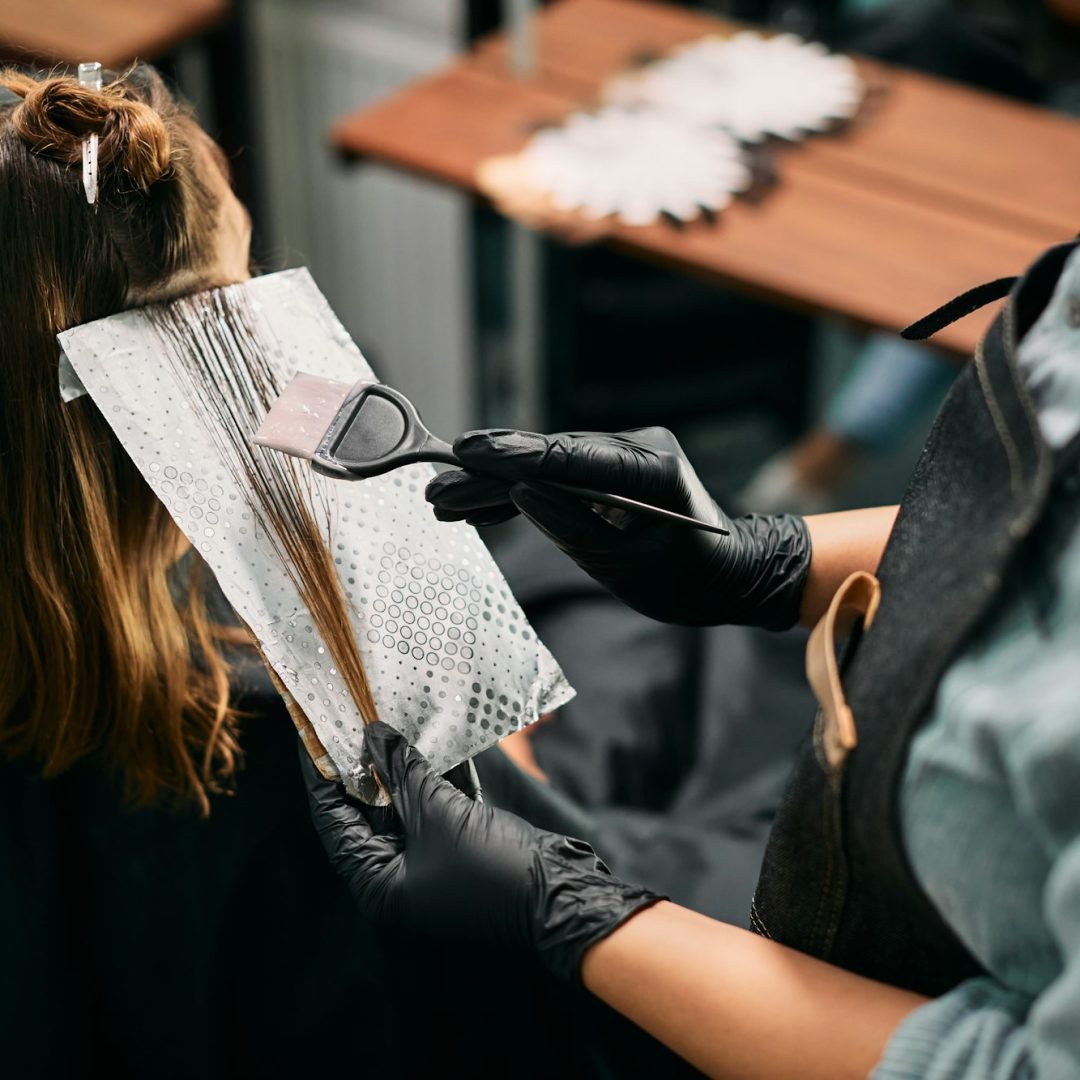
left=0, top=525, right=810, bottom=1079
left=0, top=649, right=693, bottom=1080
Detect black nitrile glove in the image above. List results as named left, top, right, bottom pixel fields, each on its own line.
left=301, top=721, right=661, bottom=984
left=426, top=426, right=812, bottom=629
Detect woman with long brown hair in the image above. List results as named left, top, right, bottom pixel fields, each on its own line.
left=0, top=64, right=252, bottom=814
left=0, top=62, right=372, bottom=1078
left=0, top=65, right=641, bottom=1080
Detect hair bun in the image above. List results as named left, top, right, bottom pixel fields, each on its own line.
left=2, top=69, right=172, bottom=193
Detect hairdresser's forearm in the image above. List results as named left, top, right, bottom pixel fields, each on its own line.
left=582, top=901, right=925, bottom=1079
left=797, top=506, right=899, bottom=627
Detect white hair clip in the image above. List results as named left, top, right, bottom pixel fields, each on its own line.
left=77, top=61, right=102, bottom=205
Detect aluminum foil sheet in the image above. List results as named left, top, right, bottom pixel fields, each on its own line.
left=58, top=269, right=574, bottom=801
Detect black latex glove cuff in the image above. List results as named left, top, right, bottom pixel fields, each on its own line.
left=710, top=511, right=812, bottom=631
left=529, top=831, right=663, bottom=984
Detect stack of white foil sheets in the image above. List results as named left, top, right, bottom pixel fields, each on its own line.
left=58, top=269, right=574, bottom=801
left=485, top=31, right=863, bottom=228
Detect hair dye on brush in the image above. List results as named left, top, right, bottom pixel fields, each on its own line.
left=58, top=269, right=574, bottom=801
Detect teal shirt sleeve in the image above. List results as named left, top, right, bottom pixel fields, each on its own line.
left=873, top=822, right=1080, bottom=1078
left=873, top=245, right=1080, bottom=1079
left=873, top=669, right=1080, bottom=1079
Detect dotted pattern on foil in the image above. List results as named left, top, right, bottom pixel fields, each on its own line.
left=57, top=268, right=574, bottom=801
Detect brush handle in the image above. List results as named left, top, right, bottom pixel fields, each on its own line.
left=419, top=434, right=461, bottom=466
left=323, top=384, right=725, bottom=536
left=543, top=483, right=730, bottom=536
left=423, top=444, right=728, bottom=537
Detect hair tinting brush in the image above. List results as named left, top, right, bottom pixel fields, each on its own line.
left=254, top=373, right=729, bottom=537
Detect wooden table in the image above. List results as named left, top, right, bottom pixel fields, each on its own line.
left=332, top=0, right=1080, bottom=357
left=0, top=0, right=228, bottom=68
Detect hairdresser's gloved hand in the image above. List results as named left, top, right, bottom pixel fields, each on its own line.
left=426, top=427, right=811, bottom=629
left=301, top=722, right=660, bottom=983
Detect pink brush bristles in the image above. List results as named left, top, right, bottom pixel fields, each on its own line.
left=254, top=372, right=354, bottom=459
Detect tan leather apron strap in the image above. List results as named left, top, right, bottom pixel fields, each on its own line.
left=805, top=571, right=882, bottom=769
